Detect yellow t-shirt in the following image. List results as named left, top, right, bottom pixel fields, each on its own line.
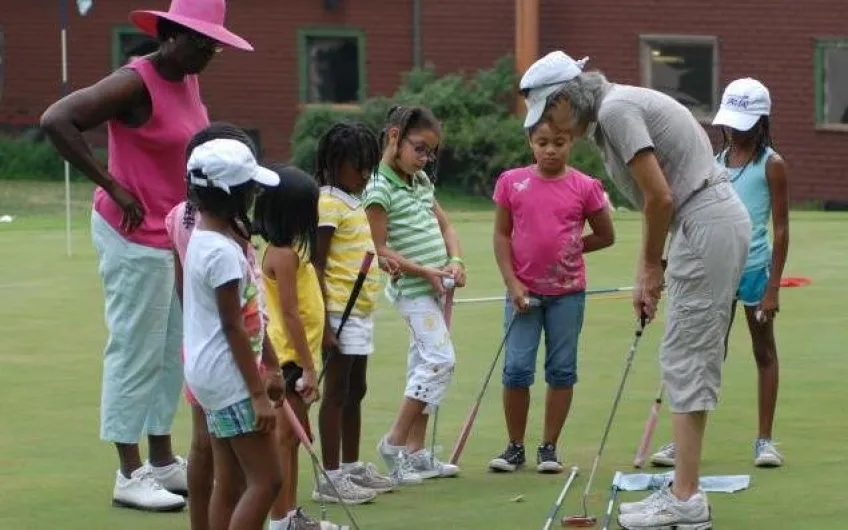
left=318, top=187, right=381, bottom=317
left=262, top=245, right=325, bottom=368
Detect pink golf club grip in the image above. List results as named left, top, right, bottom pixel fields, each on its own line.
left=449, top=404, right=478, bottom=464
left=359, top=251, right=375, bottom=274
left=281, top=398, right=315, bottom=447
left=633, top=404, right=660, bottom=467
left=444, top=288, right=454, bottom=327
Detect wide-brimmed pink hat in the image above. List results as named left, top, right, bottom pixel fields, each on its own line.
left=129, top=0, right=253, bottom=51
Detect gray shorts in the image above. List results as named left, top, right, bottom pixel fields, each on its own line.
left=661, top=182, right=751, bottom=413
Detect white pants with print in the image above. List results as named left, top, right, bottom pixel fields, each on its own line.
left=395, top=295, right=456, bottom=414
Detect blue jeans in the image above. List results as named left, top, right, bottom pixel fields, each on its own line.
left=501, top=291, right=586, bottom=389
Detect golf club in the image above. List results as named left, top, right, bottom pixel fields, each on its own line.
left=598, top=472, right=622, bottom=530
left=430, top=280, right=455, bottom=469
left=562, top=311, right=649, bottom=528
left=280, top=397, right=361, bottom=530
left=541, top=465, right=579, bottom=530
left=448, top=296, right=540, bottom=465
left=633, top=382, right=664, bottom=468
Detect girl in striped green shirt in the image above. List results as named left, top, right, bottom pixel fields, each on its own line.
left=363, top=106, right=466, bottom=483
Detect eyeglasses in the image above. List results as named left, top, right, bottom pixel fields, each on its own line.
left=405, top=139, right=438, bottom=162
left=187, top=31, right=223, bottom=54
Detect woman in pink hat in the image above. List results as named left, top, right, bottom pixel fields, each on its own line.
left=41, top=0, right=253, bottom=515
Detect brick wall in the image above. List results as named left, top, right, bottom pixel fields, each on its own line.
left=539, top=0, right=848, bottom=202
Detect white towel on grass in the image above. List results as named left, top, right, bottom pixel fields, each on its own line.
left=613, top=472, right=751, bottom=493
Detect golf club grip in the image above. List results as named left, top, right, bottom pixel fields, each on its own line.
left=336, top=251, right=376, bottom=338
left=449, top=404, right=478, bottom=464
left=633, top=384, right=664, bottom=467
left=443, top=288, right=454, bottom=327
left=633, top=402, right=660, bottom=467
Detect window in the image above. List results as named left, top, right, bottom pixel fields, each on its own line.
left=815, top=38, right=848, bottom=127
left=111, top=25, right=157, bottom=69
left=640, top=35, right=719, bottom=119
left=298, top=28, right=366, bottom=104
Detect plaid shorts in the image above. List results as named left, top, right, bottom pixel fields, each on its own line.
left=205, top=398, right=257, bottom=439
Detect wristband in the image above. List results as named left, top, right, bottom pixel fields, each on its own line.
left=449, top=256, right=466, bottom=268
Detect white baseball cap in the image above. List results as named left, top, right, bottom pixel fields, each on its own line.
left=520, top=51, right=590, bottom=129
left=187, top=138, right=279, bottom=194
left=712, top=78, right=771, bottom=132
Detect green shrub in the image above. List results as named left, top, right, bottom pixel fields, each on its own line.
left=0, top=136, right=88, bottom=181
left=289, top=55, right=626, bottom=206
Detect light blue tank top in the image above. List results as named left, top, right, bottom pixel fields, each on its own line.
left=717, top=146, right=775, bottom=271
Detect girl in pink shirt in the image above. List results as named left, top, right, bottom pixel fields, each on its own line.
left=489, top=119, right=615, bottom=474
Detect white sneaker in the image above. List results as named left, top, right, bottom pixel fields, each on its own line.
left=112, top=466, right=186, bottom=512
left=754, top=439, right=784, bottom=467
left=618, top=488, right=667, bottom=515
left=311, top=473, right=377, bottom=505
left=407, top=448, right=460, bottom=479
left=650, top=442, right=676, bottom=467
left=148, top=456, right=188, bottom=496
left=376, top=435, right=423, bottom=485
left=618, top=489, right=712, bottom=530
left=285, top=507, right=350, bottom=530
left=346, top=462, right=395, bottom=493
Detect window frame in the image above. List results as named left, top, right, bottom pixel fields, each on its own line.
left=638, top=34, right=720, bottom=123
left=111, top=24, right=145, bottom=70
left=296, top=27, right=368, bottom=108
left=814, top=37, right=848, bottom=132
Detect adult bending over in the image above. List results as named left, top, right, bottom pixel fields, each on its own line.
left=519, top=51, right=751, bottom=529
left=41, top=0, right=253, bottom=513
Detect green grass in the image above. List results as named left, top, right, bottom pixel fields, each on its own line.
left=1, top=181, right=845, bottom=529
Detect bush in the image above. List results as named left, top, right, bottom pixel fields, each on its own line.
left=0, top=136, right=92, bottom=181
left=289, top=55, right=625, bottom=205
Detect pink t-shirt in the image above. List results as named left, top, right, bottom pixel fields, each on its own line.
left=95, top=57, right=209, bottom=250
left=493, top=165, right=607, bottom=296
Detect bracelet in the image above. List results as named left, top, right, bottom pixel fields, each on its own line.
left=449, top=256, right=466, bottom=268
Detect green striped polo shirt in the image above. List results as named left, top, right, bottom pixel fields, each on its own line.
left=362, top=162, right=448, bottom=301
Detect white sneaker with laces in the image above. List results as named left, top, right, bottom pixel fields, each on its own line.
left=148, top=455, right=188, bottom=496
left=376, top=435, right=423, bottom=485
left=112, top=465, right=186, bottom=512
left=650, top=442, right=676, bottom=467
left=407, top=448, right=460, bottom=479
left=754, top=439, right=784, bottom=467
left=618, top=489, right=712, bottom=530
left=346, top=462, right=395, bottom=493
left=311, top=473, right=376, bottom=505
left=618, top=488, right=667, bottom=515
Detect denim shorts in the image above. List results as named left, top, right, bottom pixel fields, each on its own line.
left=501, top=291, right=586, bottom=389
left=205, top=398, right=257, bottom=439
left=736, top=266, right=769, bottom=306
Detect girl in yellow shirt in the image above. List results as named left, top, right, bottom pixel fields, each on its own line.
left=254, top=164, right=343, bottom=530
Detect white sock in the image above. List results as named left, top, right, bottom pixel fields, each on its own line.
left=268, top=518, right=288, bottom=530
left=326, top=468, right=342, bottom=479
left=341, top=461, right=361, bottom=473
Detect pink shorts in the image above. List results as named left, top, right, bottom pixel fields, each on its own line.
left=180, top=348, right=200, bottom=407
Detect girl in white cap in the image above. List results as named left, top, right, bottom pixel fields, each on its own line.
left=520, top=51, right=752, bottom=530
left=181, top=132, right=283, bottom=530
left=649, top=78, right=789, bottom=470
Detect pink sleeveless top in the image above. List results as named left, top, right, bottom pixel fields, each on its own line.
left=94, top=57, right=209, bottom=249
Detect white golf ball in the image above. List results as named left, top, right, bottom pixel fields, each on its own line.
left=442, top=277, right=456, bottom=289
left=295, top=378, right=305, bottom=392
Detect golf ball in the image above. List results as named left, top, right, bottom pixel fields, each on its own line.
left=295, top=378, right=305, bottom=392
left=442, top=277, right=456, bottom=289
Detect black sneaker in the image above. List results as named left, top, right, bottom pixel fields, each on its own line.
left=488, top=442, right=526, bottom=472
left=536, top=442, right=564, bottom=473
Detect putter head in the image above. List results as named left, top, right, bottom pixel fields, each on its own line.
left=561, top=515, right=598, bottom=527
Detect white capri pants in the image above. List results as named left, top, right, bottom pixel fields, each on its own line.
left=395, top=295, right=456, bottom=414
